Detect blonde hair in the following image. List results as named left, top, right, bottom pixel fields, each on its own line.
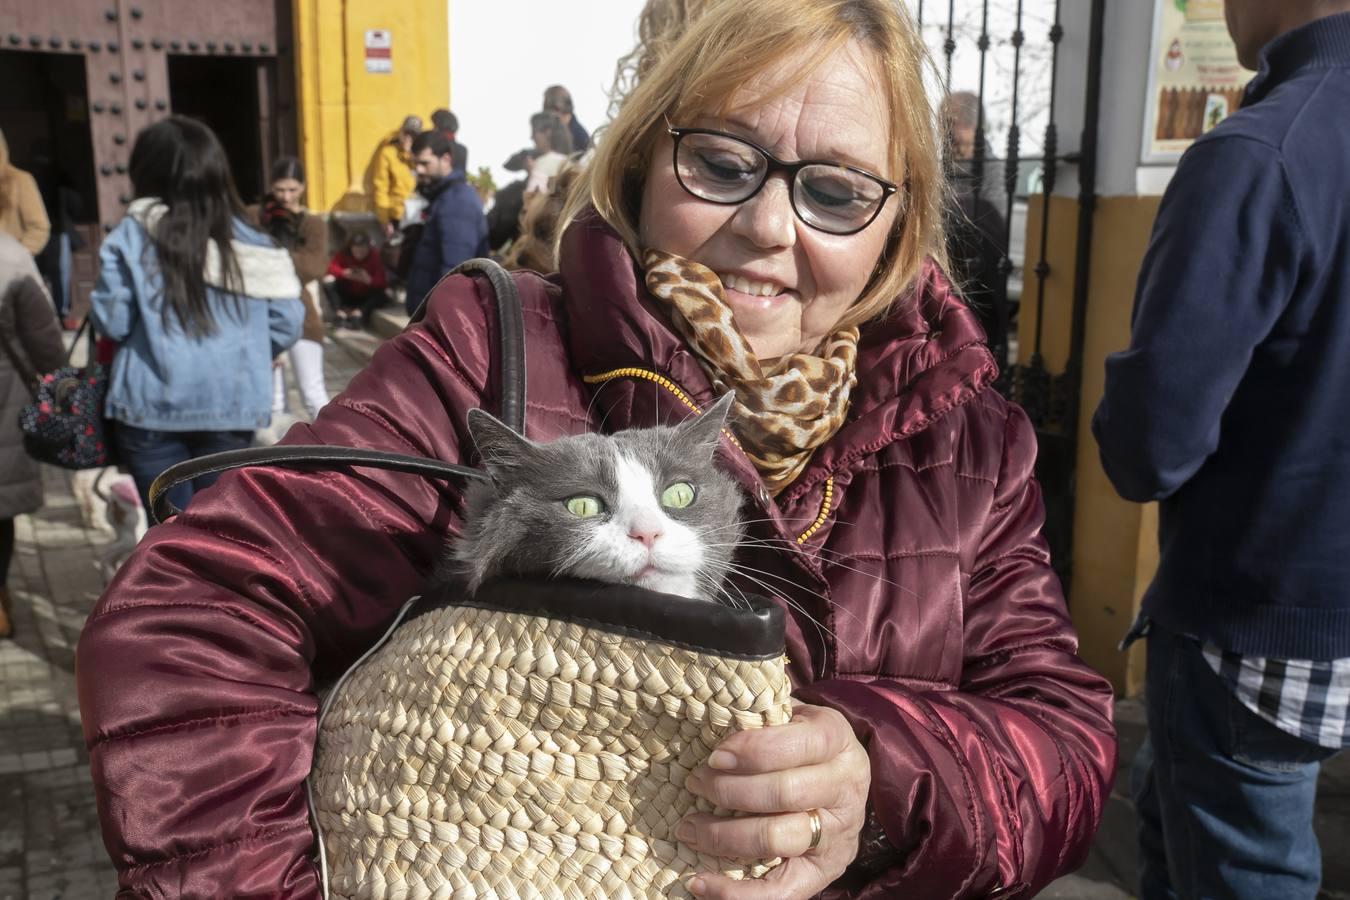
left=562, top=0, right=946, bottom=329
left=504, top=163, right=584, bottom=275
left=608, top=0, right=716, bottom=118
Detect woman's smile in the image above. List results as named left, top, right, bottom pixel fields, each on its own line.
left=719, top=279, right=799, bottom=338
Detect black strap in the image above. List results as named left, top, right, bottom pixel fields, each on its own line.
left=409, top=258, right=525, bottom=434
left=147, top=258, right=523, bottom=524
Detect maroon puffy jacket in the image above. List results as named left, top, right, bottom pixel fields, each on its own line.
left=76, top=217, right=1116, bottom=898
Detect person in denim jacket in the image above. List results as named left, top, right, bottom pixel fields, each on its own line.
left=90, top=117, right=303, bottom=513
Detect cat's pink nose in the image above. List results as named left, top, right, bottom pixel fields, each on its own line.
left=628, top=527, right=662, bottom=548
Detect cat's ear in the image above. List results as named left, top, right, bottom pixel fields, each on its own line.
left=466, top=408, right=535, bottom=474
left=675, top=391, right=735, bottom=455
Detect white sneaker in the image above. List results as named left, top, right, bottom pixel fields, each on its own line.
left=256, top=411, right=299, bottom=447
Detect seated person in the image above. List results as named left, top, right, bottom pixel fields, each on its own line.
left=324, top=232, right=388, bottom=330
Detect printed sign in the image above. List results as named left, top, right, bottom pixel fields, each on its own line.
left=1142, top=0, right=1250, bottom=162
left=364, top=29, right=392, bottom=74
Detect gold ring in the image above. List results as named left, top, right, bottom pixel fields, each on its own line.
left=806, top=808, right=822, bottom=851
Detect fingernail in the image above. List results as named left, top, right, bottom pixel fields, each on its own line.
left=675, top=819, right=695, bottom=843
left=685, top=773, right=704, bottom=795
left=688, top=876, right=707, bottom=896
left=708, top=750, right=737, bottom=770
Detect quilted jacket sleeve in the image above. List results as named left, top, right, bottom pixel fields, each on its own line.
left=13, top=274, right=65, bottom=372
left=75, top=275, right=500, bottom=897
left=800, top=404, right=1117, bottom=899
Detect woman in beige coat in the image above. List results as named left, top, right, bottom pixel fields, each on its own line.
left=0, top=233, right=65, bottom=637
left=0, top=129, right=52, bottom=256
left=248, top=156, right=330, bottom=423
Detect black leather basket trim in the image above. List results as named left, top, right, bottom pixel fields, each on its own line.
left=412, top=577, right=786, bottom=661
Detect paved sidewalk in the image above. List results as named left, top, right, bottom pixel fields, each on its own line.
left=3, top=326, right=1347, bottom=898
left=0, top=466, right=118, bottom=900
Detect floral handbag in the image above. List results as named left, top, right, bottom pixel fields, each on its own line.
left=18, top=317, right=117, bottom=469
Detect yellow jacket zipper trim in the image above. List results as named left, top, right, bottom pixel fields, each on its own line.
left=796, top=477, right=834, bottom=544
left=584, top=367, right=833, bottom=543
left=583, top=367, right=742, bottom=447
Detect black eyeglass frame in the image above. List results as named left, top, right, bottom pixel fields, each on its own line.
left=666, top=125, right=902, bottom=236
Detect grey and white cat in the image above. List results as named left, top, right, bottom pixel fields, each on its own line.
left=453, top=393, right=743, bottom=602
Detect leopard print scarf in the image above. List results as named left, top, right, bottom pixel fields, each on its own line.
left=644, top=249, right=858, bottom=495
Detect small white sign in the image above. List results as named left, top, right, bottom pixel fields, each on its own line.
left=364, top=29, right=392, bottom=74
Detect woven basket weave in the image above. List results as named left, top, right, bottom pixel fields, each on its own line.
left=310, top=578, right=792, bottom=899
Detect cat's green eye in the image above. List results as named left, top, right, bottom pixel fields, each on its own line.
left=661, top=482, right=696, bottom=509
left=565, top=495, right=606, bottom=518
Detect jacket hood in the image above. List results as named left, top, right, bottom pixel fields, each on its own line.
left=557, top=210, right=998, bottom=499
left=127, top=198, right=301, bottom=300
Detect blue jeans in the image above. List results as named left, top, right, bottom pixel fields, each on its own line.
left=1133, top=620, right=1340, bottom=900
left=116, top=425, right=253, bottom=519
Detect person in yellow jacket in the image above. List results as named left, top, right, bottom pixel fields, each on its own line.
left=363, top=115, right=420, bottom=236
left=0, top=128, right=51, bottom=256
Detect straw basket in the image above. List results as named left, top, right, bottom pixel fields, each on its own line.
left=309, top=577, right=793, bottom=899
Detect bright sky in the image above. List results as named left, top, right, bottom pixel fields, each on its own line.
left=449, top=0, right=1057, bottom=194
left=449, top=0, right=648, bottom=192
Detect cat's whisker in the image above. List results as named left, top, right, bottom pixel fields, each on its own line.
left=705, top=571, right=750, bottom=611
left=719, top=563, right=839, bottom=640
left=723, top=582, right=753, bottom=612
left=718, top=571, right=755, bottom=612
left=720, top=560, right=868, bottom=631
left=583, top=381, right=609, bottom=431
left=703, top=537, right=926, bottom=602
left=696, top=515, right=863, bottom=539
left=548, top=542, right=601, bottom=579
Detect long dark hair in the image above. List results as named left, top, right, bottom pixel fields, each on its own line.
left=129, top=116, right=245, bottom=337
left=270, top=155, right=305, bottom=184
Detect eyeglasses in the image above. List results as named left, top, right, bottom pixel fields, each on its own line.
left=667, top=124, right=901, bottom=236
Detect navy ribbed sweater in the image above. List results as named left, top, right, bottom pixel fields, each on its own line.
left=1093, top=13, right=1350, bottom=660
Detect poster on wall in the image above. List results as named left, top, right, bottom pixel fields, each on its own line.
left=1141, top=0, right=1250, bottom=163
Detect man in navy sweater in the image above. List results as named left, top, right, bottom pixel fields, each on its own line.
left=1094, top=4, right=1350, bottom=898
left=405, top=131, right=489, bottom=316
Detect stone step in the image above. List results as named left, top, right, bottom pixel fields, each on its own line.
left=327, top=307, right=409, bottom=363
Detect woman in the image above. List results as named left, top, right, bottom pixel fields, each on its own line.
left=324, top=231, right=388, bottom=329
left=0, top=234, right=65, bottom=638
left=250, top=157, right=331, bottom=421
left=89, top=116, right=304, bottom=514
left=525, top=111, right=574, bottom=194
left=76, top=4, right=1115, bottom=897
left=0, top=129, right=52, bottom=256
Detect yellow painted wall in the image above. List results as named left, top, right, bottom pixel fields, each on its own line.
left=1018, top=194, right=1163, bottom=696
left=292, top=0, right=450, bottom=211
left=1070, top=196, right=1163, bottom=697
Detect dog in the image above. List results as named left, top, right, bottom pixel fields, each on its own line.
left=92, top=468, right=146, bottom=583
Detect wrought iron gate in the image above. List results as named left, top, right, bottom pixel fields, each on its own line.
left=914, top=0, right=1106, bottom=579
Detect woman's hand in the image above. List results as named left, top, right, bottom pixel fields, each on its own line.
left=677, top=703, right=871, bottom=899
